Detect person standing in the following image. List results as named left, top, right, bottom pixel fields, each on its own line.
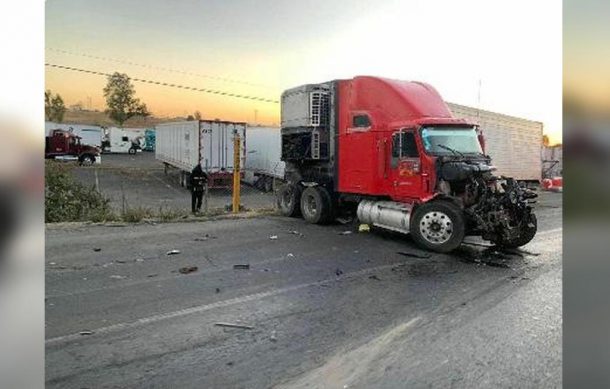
left=190, top=164, right=209, bottom=214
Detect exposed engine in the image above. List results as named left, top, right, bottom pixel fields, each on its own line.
left=436, top=158, right=538, bottom=247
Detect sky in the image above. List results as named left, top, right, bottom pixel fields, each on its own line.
left=45, top=0, right=562, bottom=143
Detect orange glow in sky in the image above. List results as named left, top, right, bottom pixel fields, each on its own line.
left=46, top=0, right=562, bottom=144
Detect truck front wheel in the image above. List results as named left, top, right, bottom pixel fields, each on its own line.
left=410, top=201, right=465, bottom=253
left=79, top=154, right=95, bottom=166
left=277, top=183, right=302, bottom=217
left=300, top=186, right=333, bottom=224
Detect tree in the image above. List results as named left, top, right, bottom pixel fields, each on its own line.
left=186, top=115, right=195, bottom=121
left=103, top=72, right=150, bottom=126
left=194, top=110, right=202, bottom=120
left=542, top=134, right=550, bottom=147
left=45, top=89, right=67, bottom=122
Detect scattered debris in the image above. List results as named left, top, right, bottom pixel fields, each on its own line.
left=178, top=266, right=198, bottom=274
left=397, top=251, right=431, bottom=259
left=270, top=330, right=277, bottom=342
left=339, top=231, right=353, bottom=235
left=115, top=259, right=127, bottom=264
left=358, top=224, right=370, bottom=232
left=335, top=268, right=344, bottom=276
left=110, top=275, right=126, bottom=280
left=79, top=330, right=94, bottom=336
left=93, top=248, right=101, bottom=252
left=49, top=262, right=56, bottom=266
left=147, top=274, right=158, bottom=278
left=269, top=235, right=278, bottom=240
left=215, top=288, right=221, bottom=293
left=135, top=258, right=144, bottom=263
left=195, top=234, right=218, bottom=241
left=287, top=253, right=294, bottom=258
left=214, top=322, right=254, bottom=330
left=368, top=275, right=380, bottom=281
left=166, top=249, right=181, bottom=256
left=336, top=217, right=352, bottom=225
left=226, top=361, right=234, bottom=366
left=233, top=264, right=250, bottom=270
left=288, top=230, right=303, bottom=237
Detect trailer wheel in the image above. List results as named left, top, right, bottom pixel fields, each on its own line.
left=300, top=186, right=333, bottom=224
left=410, top=201, right=465, bottom=253
left=494, top=213, right=537, bottom=248
left=79, top=154, right=95, bottom=166
left=277, top=184, right=302, bottom=217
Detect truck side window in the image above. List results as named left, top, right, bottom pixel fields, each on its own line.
left=392, top=131, right=419, bottom=160
left=121, top=136, right=129, bottom=142
left=352, top=115, right=370, bottom=128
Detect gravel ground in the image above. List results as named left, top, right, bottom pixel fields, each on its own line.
left=45, top=191, right=562, bottom=388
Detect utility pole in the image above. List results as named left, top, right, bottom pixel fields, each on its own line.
left=232, top=130, right=241, bottom=213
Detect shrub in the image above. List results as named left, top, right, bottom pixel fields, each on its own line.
left=45, top=161, right=115, bottom=222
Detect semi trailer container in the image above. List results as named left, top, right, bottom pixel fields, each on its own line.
left=102, top=127, right=146, bottom=154
left=447, top=103, right=543, bottom=181
left=155, top=120, right=246, bottom=188
left=243, top=126, right=285, bottom=192
left=45, top=122, right=103, bottom=149
left=277, top=76, right=538, bottom=253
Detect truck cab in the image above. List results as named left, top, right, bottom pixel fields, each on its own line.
left=278, top=76, right=537, bottom=252
left=45, top=129, right=101, bottom=165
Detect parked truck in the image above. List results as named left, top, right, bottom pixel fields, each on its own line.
left=45, top=129, right=101, bottom=165
left=244, top=126, right=285, bottom=192
left=277, top=76, right=538, bottom=253
left=155, top=120, right=246, bottom=188
left=102, top=127, right=146, bottom=154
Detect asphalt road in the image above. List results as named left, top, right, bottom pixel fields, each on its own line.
left=45, top=192, right=562, bottom=388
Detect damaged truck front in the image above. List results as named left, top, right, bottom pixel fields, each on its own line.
left=278, top=76, right=538, bottom=252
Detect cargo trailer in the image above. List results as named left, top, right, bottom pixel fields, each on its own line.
left=45, top=122, right=103, bottom=148
left=243, top=126, right=285, bottom=192
left=447, top=103, right=543, bottom=181
left=155, top=120, right=246, bottom=188
left=103, top=127, right=146, bottom=154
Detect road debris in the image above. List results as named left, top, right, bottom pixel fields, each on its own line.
left=214, top=322, right=254, bottom=330
left=93, top=248, right=102, bottom=252
left=178, top=266, right=198, bottom=274
left=233, top=264, right=250, bottom=270
left=288, top=230, right=304, bottom=237
left=215, top=288, right=220, bottom=293
left=110, top=275, right=127, bottom=280
left=195, top=234, right=218, bottom=241
left=135, top=258, right=144, bottom=263
left=287, top=253, right=294, bottom=258
left=368, top=275, right=380, bottom=281
left=335, top=268, right=344, bottom=276
left=269, top=235, right=278, bottom=240
left=338, top=231, right=352, bottom=235
left=397, top=251, right=431, bottom=259
left=166, top=249, right=181, bottom=256
left=115, top=259, right=127, bottom=264
left=49, top=262, right=56, bottom=265
left=336, top=217, right=352, bottom=225
left=147, top=274, right=158, bottom=278
left=358, top=224, right=370, bottom=232
left=270, top=330, right=277, bottom=342
left=79, top=330, right=94, bottom=336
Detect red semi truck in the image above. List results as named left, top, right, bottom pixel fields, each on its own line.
left=45, top=129, right=101, bottom=165
left=277, top=76, right=537, bottom=252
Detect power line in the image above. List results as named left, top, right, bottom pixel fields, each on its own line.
left=45, top=63, right=279, bottom=104
left=46, top=47, right=273, bottom=89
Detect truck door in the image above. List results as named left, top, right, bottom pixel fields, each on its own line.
left=389, top=129, right=423, bottom=199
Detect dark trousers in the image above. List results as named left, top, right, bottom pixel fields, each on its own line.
left=192, top=190, right=203, bottom=212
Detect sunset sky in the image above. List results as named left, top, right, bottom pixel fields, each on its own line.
left=46, top=0, right=562, bottom=143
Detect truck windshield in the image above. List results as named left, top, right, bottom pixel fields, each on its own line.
left=421, top=126, right=482, bottom=156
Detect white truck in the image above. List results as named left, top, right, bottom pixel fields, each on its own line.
left=447, top=103, right=543, bottom=181
left=155, top=120, right=246, bottom=188
left=45, top=122, right=103, bottom=149
left=103, top=127, right=147, bottom=154
left=243, top=126, right=285, bottom=192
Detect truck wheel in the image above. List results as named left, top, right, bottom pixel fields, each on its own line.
left=410, top=201, right=465, bottom=253
left=79, top=154, right=95, bottom=166
left=128, top=147, right=136, bottom=155
left=277, top=184, right=302, bottom=217
left=300, top=186, right=332, bottom=224
left=494, top=213, right=537, bottom=248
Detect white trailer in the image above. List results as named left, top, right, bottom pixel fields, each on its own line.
left=243, top=126, right=285, bottom=192
left=447, top=103, right=543, bottom=181
left=45, top=122, right=103, bottom=148
left=155, top=120, right=247, bottom=188
left=103, top=127, right=147, bottom=154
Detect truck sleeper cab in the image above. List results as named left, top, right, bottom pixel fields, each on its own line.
left=278, top=76, right=537, bottom=253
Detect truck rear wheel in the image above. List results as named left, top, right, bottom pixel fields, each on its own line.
left=300, top=186, right=333, bottom=224
left=410, top=201, right=465, bottom=253
left=79, top=154, right=95, bottom=166
left=277, top=184, right=302, bottom=217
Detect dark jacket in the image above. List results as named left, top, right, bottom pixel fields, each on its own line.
left=190, top=165, right=209, bottom=192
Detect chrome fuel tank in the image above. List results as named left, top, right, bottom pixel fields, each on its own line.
left=357, top=200, right=413, bottom=235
